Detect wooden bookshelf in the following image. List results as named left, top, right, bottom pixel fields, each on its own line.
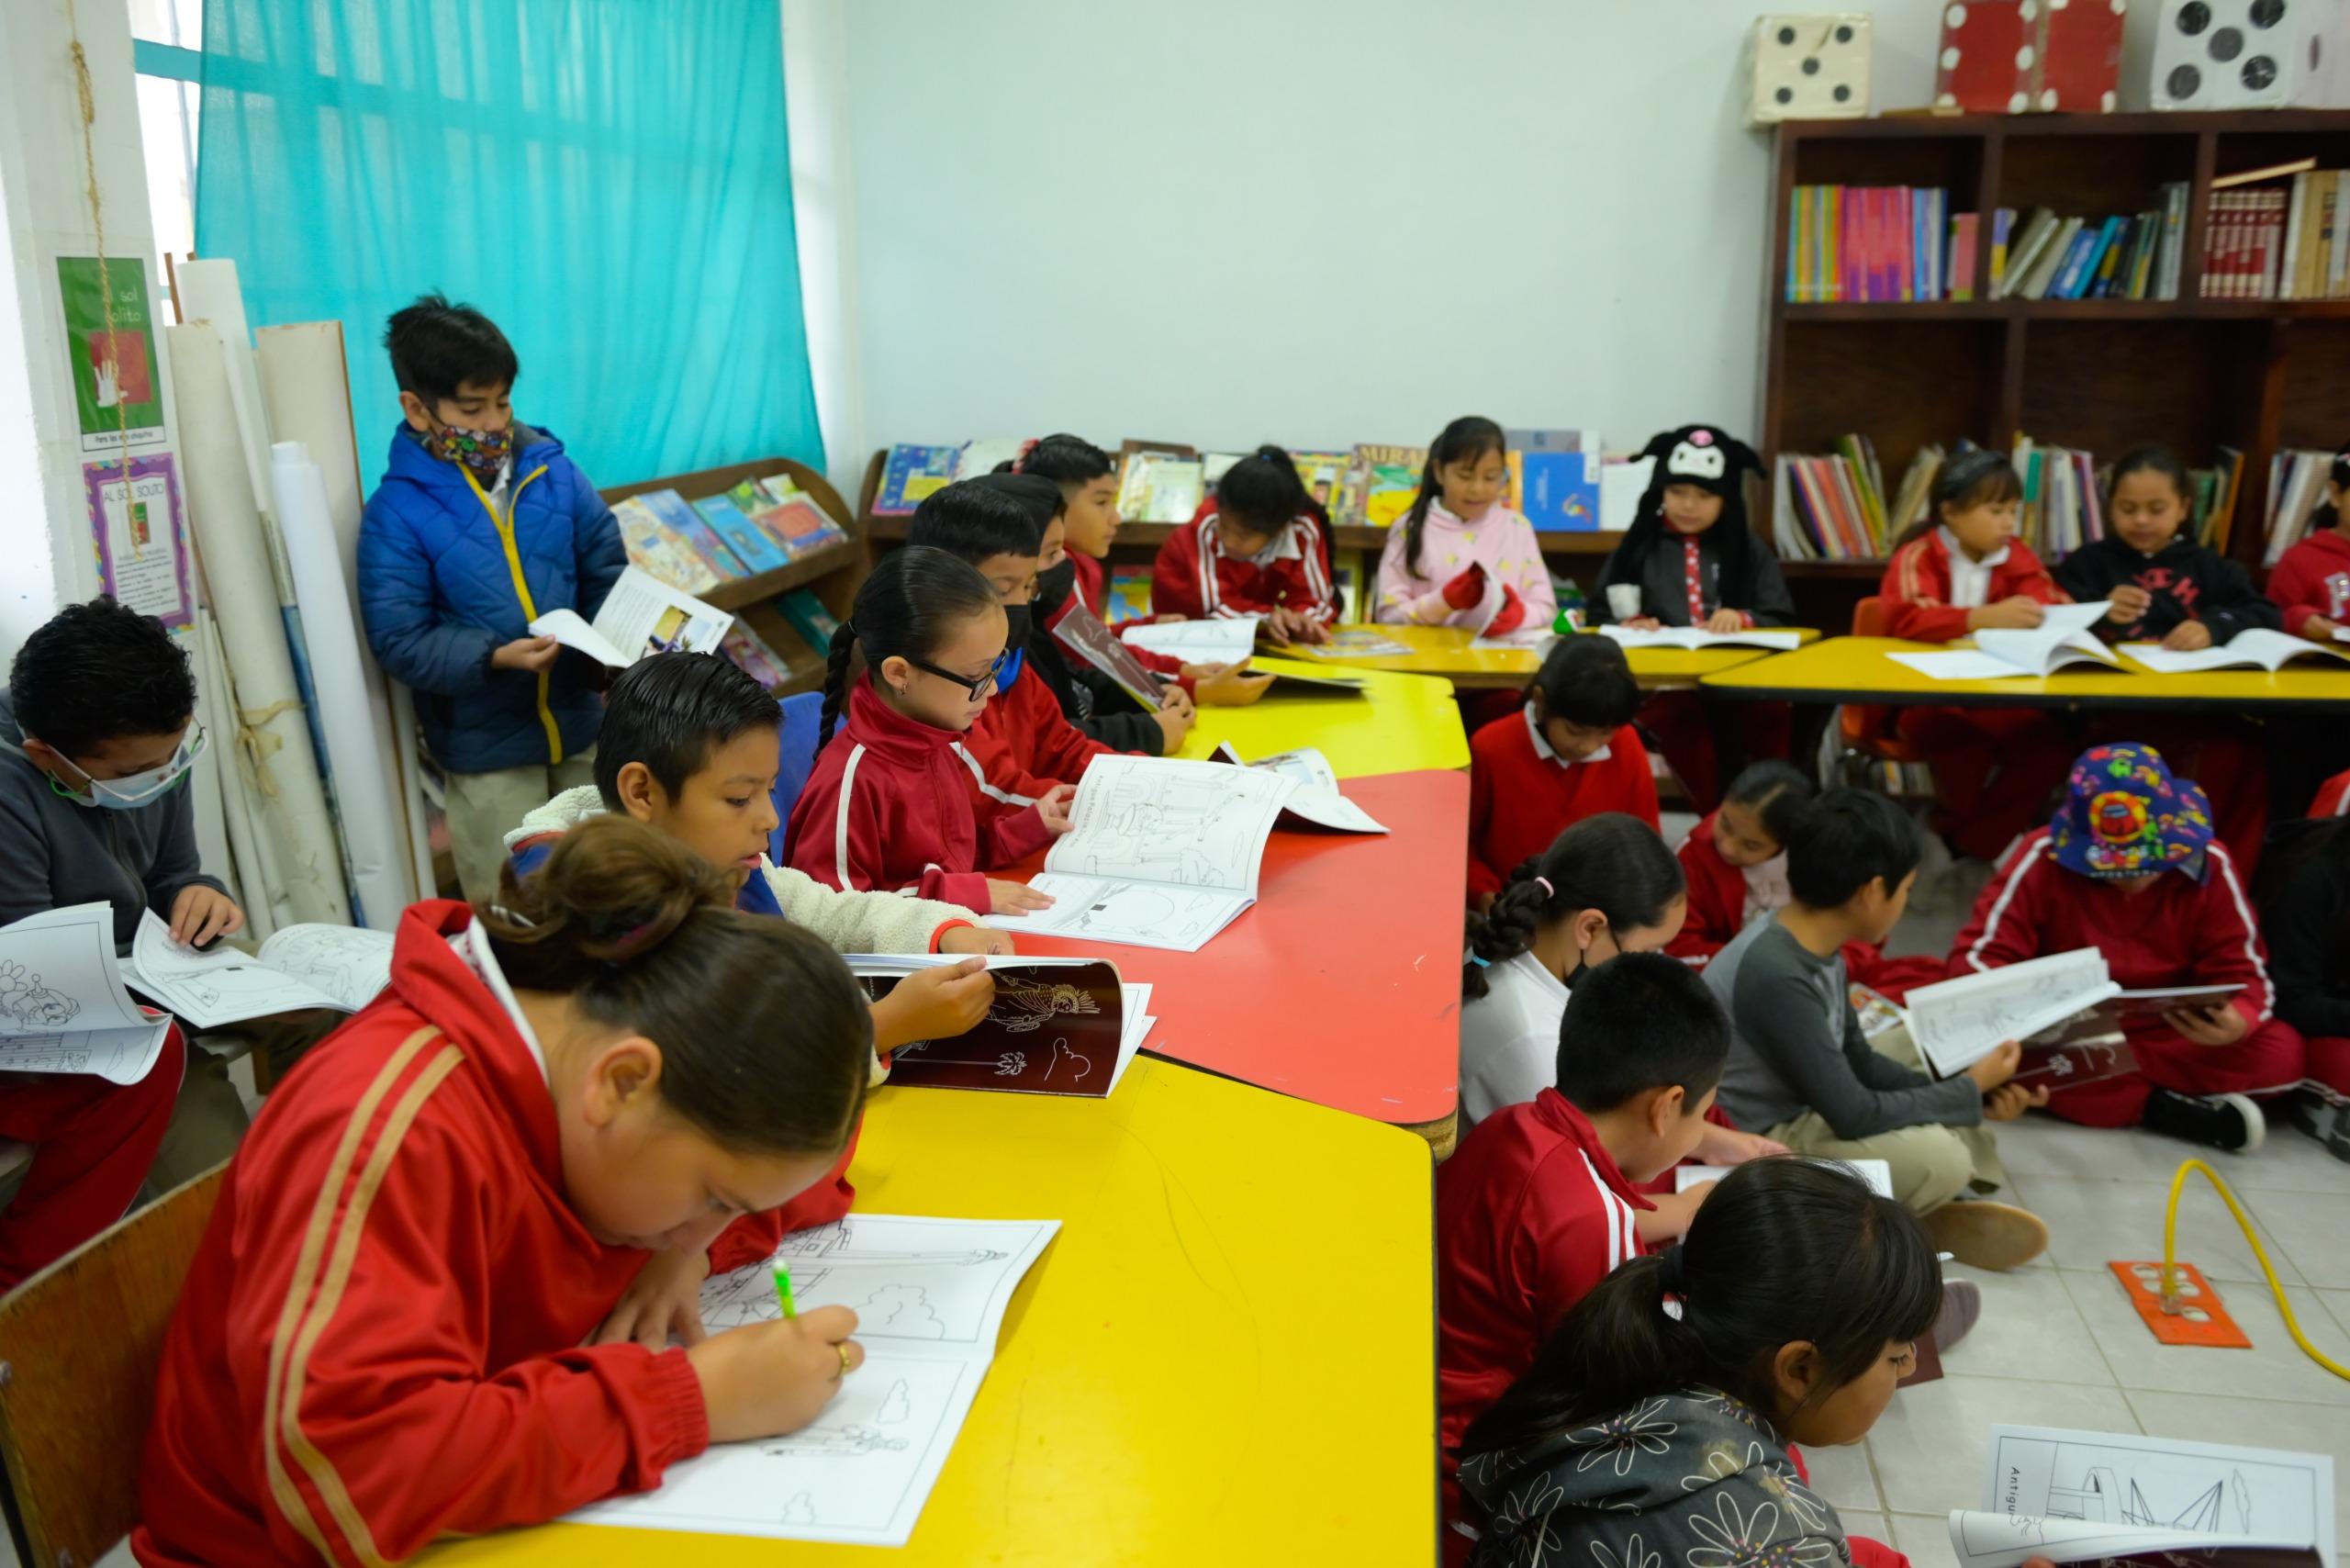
left=1762, top=109, right=2350, bottom=628
left=600, top=454, right=860, bottom=695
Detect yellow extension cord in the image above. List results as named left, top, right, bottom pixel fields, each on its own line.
left=2160, top=1159, right=2350, bottom=1382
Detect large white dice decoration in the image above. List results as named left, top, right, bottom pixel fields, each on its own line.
left=1750, top=15, right=1874, bottom=124
left=2149, top=0, right=2350, bottom=109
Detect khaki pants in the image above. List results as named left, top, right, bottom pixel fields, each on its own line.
left=444, top=750, right=598, bottom=904
left=1764, top=1024, right=2008, bottom=1215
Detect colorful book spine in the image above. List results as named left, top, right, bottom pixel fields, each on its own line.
left=874, top=444, right=958, bottom=514
left=638, top=489, right=747, bottom=582
left=694, top=495, right=791, bottom=575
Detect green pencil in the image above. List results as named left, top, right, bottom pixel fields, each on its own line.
left=773, top=1263, right=798, bottom=1320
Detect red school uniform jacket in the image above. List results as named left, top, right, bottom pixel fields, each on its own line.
left=1436, top=1089, right=1651, bottom=1507
left=2266, top=530, right=2350, bottom=640
left=960, top=659, right=1121, bottom=805
left=1150, top=498, right=1339, bottom=625
left=1878, top=532, right=2065, bottom=643
left=134, top=902, right=845, bottom=1568
left=785, top=679, right=1057, bottom=912
left=1950, top=828, right=2276, bottom=1033
left=1468, top=705, right=1660, bottom=901
left=1670, top=810, right=1764, bottom=964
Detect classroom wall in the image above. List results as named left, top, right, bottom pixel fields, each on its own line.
left=820, top=0, right=2168, bottom=468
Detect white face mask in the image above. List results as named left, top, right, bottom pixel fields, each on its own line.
left=46, top=725, right=207, bottom=811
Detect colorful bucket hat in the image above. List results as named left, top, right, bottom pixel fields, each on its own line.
left=2047, top=743, right=2213, bottom=880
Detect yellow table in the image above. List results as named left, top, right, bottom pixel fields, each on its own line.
left=427, top=1057, right=1437, bottom=1565
left=1699, top=635, right=2350, bottom=711
left=1177, top=655, right=1470, bottom=772
left=1292, top=623, right=1819, bottom=691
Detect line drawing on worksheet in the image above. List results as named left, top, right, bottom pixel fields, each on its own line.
left=699, top=1216, right=1045, bottom=1344
left=1049, top=754, right=1294, bottom=894
left=0, top=903, right=173, bottom=1082
left=1904, top=949, right=2119, bottom=1077
left=256, top=924, right=394, bottom=1012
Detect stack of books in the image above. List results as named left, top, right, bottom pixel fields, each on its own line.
left=1772, top=434, right=1898, bottom=561
left=1784, top=185, right=1968, bottom=302
left=2261, top=447, right=2342, bottom=566
left=1993, top=192, right=2187, bottom=302
left=2204, top=162, right=2350, bottom=300
left=611, top=475, right=849, bottom=596
left=2189, top=449, right=2244, bottom=553
left=2009, top=438, right=2103, bottom=559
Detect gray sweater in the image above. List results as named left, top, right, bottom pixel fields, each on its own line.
left=0, top=689, right=227, bottom=953
left=1705, top=914, right=1979, bottom=1139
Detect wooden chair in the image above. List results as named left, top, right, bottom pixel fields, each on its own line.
left=1837, top=597, right=1926, bottom=770
left=0, top=1163, right=228, bottom=1568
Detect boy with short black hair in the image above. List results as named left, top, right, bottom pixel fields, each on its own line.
left=0, top=597, right=244, bottom=1283
left=358, top=292, right=627, bottom=904
left=1705, top=788, right=2047, bottom=1269
left=1467, top=633, right=1658, bottom=904
left=1436, top=952, right=1729, bottom=1532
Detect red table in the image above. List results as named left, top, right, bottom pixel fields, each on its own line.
left=1002, top=768, right=1467, bottom=1147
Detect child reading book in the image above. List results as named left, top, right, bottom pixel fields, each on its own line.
left=1151, top=445, right=1337, bottom=643
left=1375, top=416, right=1557, bottom=634
left=135, top=818, right=878, bottom=1564
left=785, top=547, right=1074, bottom=912
left=1953, top=743, right=2305, bottom=1152
left=1436, top=952, right=1729, bottom=1541
left=1707, top=789, right=2048, bottom=1268
left=2255, top=812, right=2350, bottom=1162
left=1877, top=450, right=2076, bottom=863
left=1468, top=634, right=1657, bottom=907
left=1593, top=424, right=1793, bottom=809
left=1453, top=1160, right=1942, bottom=1568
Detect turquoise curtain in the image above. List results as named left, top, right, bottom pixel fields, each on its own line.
left=195, top=0, right=822, bottom=486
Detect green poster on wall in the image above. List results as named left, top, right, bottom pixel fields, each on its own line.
left=56, top=256, right=166, bottom=454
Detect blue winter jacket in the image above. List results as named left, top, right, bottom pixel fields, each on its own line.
left=357, top=422, right=627, bottom=774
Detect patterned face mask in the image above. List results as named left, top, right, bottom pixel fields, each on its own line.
left=422, top=419, right=513, bottom=481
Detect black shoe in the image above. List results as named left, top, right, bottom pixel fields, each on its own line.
left=2287, top=1088, right=2350, bottom=1165
left=2143, top=1089, right=2265, bottom=1153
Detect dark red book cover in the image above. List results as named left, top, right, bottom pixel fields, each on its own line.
left=860, top=960, right=1128, bottom=1097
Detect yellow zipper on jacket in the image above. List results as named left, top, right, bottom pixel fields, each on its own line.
left=462, top=461, right=562, bottom=765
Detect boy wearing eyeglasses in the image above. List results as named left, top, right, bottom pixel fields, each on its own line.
left=0, top=597, right=242, bottom=1282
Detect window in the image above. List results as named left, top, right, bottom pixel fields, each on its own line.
left=129, top=0, right=202, bottom=290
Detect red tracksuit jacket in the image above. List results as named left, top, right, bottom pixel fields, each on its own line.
left=2266, top=529, right=2350, bottom=640
left=134, top=902, right=848, bottom=1567
left=1468, top=706, right=1660, bottom=901
left=1436, top=1090, right=1649, bottom=1517
left=784, top=679, right=1057, bottom=911
left=961, top=659, right=1118, bottom=803
left=1150, top=499, right=1339, bottom=624
left=1669, top=810, right=1772, bottom=964
left=1878, top=532, right=2065, bottom=643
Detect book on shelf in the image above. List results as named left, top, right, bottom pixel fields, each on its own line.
left=1286, top=450, right=1354, bottom=521
left=1785, top=185, right=1962, bottom=303
left=1352, top=443, right=1427, bottom=528
left=872, top=444, right=957, bottom=514
left=1115, top=450, right=1206, bottom=524
left=720, top=622, right=796, bottom=692
left=612, top=495, right=726, bottom=594
left=750, top=494, right=848, bottom=561
left=1992, top=197, right=2182, bottom=302
left=776, top=588, right=840, bottom=660
left=1949, top=211, right=1978, bottom=301
left=2203, top=186, right=2291, bottom=299
left=692, top=494, right=791, bottom=575
left=2009, top=438, right=2102, bottom=560
left=2262, top=447, right=2341, bottom=566
left=2190, top=446, right=2244, bottom=553
left=636, top=489, right=747, bottom=584
left=1106, top=564, right=1153, bottom=623
left=1773, top=434, right=1888, bottom=562
left=1507, top=429, right=1602, bottom=532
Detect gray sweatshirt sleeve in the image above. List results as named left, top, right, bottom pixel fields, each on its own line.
left=143, top=782, right=229, bottom=919
left=1731, top=956, right=1981, bottom=1140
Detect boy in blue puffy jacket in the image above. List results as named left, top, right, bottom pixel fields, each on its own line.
left=357, top=294, right=626, bottom=902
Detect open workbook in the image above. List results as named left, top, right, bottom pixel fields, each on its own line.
left=845, top=955, right=1152, bottom=1096
left=983, top=754, right=1298, bottom=950
left=1117, top=616, right=1366, bottom=697
left=1208, top=742, right=1389, bottom=833
left=574, top=1215, right=1058, bottom=1548
left=2119, top=629, right=2350, bottom=675
left=1945, top=1426, right=2332, bottom=1568
left=1888, top=601, right=2121, bottom=680
left=528, top=565, right=732, bottom=668
left=129, top=911, right=393, bottom=1030
left=1903, top=948, right=2237, bottom=1081
left=1674, top=1157, right=1891, bottom=1198
left=0, top=903, right=173, bottom=1083
left=1599, top=625, right=1805, bottom=652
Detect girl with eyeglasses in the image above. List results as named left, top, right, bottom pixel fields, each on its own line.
left=786, top=547, right=1076, bottom=914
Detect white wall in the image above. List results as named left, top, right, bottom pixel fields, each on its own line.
left=823, top=0, right=2165, bottom=462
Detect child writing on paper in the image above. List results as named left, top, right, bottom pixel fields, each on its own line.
left=1151, top=445, right=1338, bottom=644
left=1437, top=953, right=1729, bottom=1545
left=1593, top=424, right=1794, bottom=810
left=134, top=818, right=876, bottom=1565
left=785, top=547, right=1075, bottom=913
left=908, top=476, right=1138, bottom=793
left=1377, top=417, right=1558, bottom=635
left=1952, top=743, right=2304, bottom=1153
left=1707, top=789, right=2048, bottom=1268
left=1877, top=451, right=2077, bottom=864
left=1002, top=433, right=1272, bottom=711
left=2255, top=812, right=2350, bottom=1161
left=1468, top=634, right=1658, bottom=908
left=357, top=295, right=627, bottom=904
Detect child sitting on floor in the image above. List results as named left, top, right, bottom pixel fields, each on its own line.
left=2255, top=812, right=2350, bottom=1162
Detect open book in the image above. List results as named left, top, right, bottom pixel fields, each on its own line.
left=529, top=566, right=732, bottom=668
left=1116, top=617, right=1366, bottom=696
left=575, top=1215, right=1059, bottom=1548
left=1889, top=601, right=2121, bottom=680
left=982, top=755, right=1298, bottom=951
left=129, top=911, right=393, bottom=1030
left=1208, top=741, right=1388, bottom=833
left=1599, top=625, right=1804, bottom=652
left=1907, top=949, right=2239, bottom=1079
left=1676, top=1157, right=1891, bottom=1198
left=1946, top=1426, right=2332, bottom=1568
left=0, top=903, right=173, bottom=1083
left=2121, top=629, right=2350, bottom=675
left=1046, top=597, right=1164, bottom=711
left=845, top=955, right=1151, bottom=1096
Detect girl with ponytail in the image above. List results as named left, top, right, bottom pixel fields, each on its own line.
left=1150, top=443, right=1338, bottom=644
left=139, top=816, right=886, bottom=1562
left=1455, top=1159, right=1946, bottom=1568
left=783, top=546, right=1076, bottom=915
left=1376, top=417, right=1557, bottom=637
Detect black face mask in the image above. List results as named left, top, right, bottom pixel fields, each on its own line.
left=1034, top=558, right=1078, bottom=617
left=1002, top=603, right=1033, bottom=646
